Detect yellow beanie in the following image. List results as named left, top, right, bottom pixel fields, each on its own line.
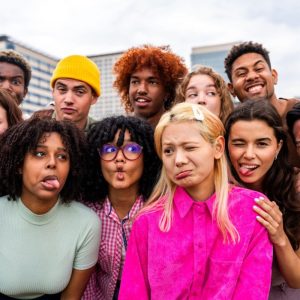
left=50, top=55, right=101, bottom=97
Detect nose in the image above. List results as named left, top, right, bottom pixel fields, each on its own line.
left=196, top=92, right=206, bottom=105
left=175, top=149, right=187, bottom=167
left=137, top=82, right=147, bottom=95
left=46, top=155, right=56, bottom=169
left=243, top=145, right=255, bottom=159
left=115, top=148, right=125, bottom=162
left=63, top=90, right=75, bottom=104
left=246, top=69, right=259, bottom=81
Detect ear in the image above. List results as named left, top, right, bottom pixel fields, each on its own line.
left=214, top=136, right=225, bottom=159
left=272, top=69, right=278, bottom=85
left=227, top=82, right=236, bottom=97
left=24, top=87, right=28, bottom=97
left=276, top=139, right=283, bottom=157
left=91, top=93, right=98, bottom=105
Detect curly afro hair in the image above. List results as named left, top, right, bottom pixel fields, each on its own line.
left=84, top=115, right=162, bottom=203
left=0, top=117, right=87, bottom=202
left=224, top=41, right=271, bottom=82
left=113, top=45, right=187, bottom=112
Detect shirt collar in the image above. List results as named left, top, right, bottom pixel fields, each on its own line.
left=103, top=195, right=144, bottom=221
left=173, top=186, right=216, bottom=219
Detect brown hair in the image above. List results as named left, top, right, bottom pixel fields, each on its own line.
left=0, top=88, right=23, bottom=127
left=176, top=65, right=233, bottom=124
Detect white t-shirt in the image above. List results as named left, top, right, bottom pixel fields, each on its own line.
left=0, top=196, right=101, bottom=299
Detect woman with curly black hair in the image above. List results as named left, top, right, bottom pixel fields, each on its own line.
left=0, top=118, right=100, bottom=299
left=82, top=115, right=161, bottom=300
left=225, top=100, right=300, bottom=299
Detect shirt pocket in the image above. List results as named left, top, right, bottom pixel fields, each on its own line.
left=202, top=257, right=242, bottom=299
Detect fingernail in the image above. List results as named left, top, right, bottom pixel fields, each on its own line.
left=254, top=198, right=260, bottom=203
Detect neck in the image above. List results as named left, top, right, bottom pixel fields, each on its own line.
left=20, top=193, right=59, bottom=215
left=135, top=110, right=165, bottom=128
left=108, top=186, right=139, bottom=219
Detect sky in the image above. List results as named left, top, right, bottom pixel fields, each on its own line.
left=1, top=0, right=300, bottom=97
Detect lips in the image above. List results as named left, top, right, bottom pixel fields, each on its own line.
left=175, top=170, right=191, bottom=180
left=134, top=97, right=151, bottom=107
left=41, top=175, right=60, bottom=190
left=61, top=107, right=76, bottom=114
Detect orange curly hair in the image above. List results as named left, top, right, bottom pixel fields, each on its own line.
left=113, top=45, right=187, bottom=112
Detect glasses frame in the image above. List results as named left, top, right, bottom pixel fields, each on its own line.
left=98, top=142, right=143, bottom=162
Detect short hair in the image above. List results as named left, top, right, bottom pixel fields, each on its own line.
left=0, top=117, right=87, bottom=203
left=143, top=102, right=239, bottom=243
left=286, top=102, right=300, bottom=143
left=0, top=88, right=23, bottom=127
left=224, top=41, right=272, bottom=82
left=225, top=100, right=300, bottom=249
left=176, top=65, right=234, bottom=124
left=84, top=115, right=161, bottom=203
left=113, top=45, right=188, bottom=112
left=0, top=50, right=32, bottom=89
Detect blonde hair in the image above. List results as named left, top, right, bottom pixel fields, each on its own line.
left=142, top=102, right=239, bottom=243
left=176, top=65, right=234, bottom=124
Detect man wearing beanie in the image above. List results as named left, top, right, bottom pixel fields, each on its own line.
left=41, top=54, right=100, bottom=131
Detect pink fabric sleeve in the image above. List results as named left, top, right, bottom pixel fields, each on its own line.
left=232, top=220, right=273, bottom=300
left=118, top=216, right=150, bottom=300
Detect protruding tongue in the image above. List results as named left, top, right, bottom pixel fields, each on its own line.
left=44, top=179, right=60, bottom=189
left=239, top=166, right=253, bottom=176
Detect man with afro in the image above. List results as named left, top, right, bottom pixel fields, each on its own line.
left=114, top=45, right=187, bottom=127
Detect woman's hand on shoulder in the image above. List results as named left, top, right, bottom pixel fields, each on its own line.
left=253, top=197, right=288, bottom=247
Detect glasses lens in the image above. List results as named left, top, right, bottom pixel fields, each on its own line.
left=123, top=143, right=143, bottom=160
left=100, top=144, right=117, bottom=160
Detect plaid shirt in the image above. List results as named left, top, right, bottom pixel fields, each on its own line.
left=82, top=196, right=144, bottom=300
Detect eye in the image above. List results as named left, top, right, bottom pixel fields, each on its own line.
left=149, top=80, right=159, bottom=85
left=130, top=79, right=139, bottom=85
left=102, top=144, right=117, bottom=154
left=163, top=147, right=174, bottom=155
left=231, top=142, right=245, bottom=147
left=257, top=141, right=269, bottom=147
left=57, top=153, right=68, bottom=160
left=185, top=146, right=197, bottom=151
left=207, top=91, right=217, bottom=96
left=33, top=150, right=46, bottom=157
left=186, top=93, right=197, bottom=99
left=75, top=89, right=86, bottom=96
left=12, top=78, right=22, bottom=85
left=125, top=143, right=142, bottom=153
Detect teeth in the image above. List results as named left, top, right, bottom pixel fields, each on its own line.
left=248, top=85, right=263, bottom=93
left=241, top=164, right=257, bottom=169
left=136, top=98, right=147, bottom=103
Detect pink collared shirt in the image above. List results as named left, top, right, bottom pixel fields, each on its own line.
left=119, top=186, right=273, bottom=300
left=83, top=196, right=144, bottom=300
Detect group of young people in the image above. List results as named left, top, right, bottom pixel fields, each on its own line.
left=0, top=41, right=300, bottom=300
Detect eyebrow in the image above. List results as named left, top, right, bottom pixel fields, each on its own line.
left=131, top=75, right=160, bottom=80
left=234, top=59, right=266, bottom=71
left=36, top=144, right=67, bottom=151
left=186, top=84, right=216, bottom=91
